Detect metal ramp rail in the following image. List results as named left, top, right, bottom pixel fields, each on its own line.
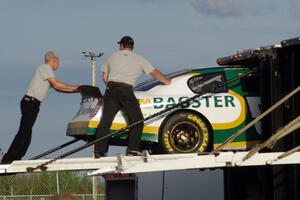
left=0, top=86, right=299, bottom=177
left=1, top=150, right=300, bottom=176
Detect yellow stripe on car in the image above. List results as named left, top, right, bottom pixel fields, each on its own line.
left=211, top=89, right=247, bottom=130
left=213, top=140, right=261, bottom=149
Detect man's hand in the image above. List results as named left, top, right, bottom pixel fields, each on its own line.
left=102, top=71, right=108, bottom=84
left=73, top=85, right=81, bottom=93
left=150, top=69, right=171, bottom=85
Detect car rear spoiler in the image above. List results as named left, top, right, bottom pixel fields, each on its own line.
left=78, top=85, right=103, bottom=98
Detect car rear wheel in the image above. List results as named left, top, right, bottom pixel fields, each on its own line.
left=159, top=111, right=212, bottom=154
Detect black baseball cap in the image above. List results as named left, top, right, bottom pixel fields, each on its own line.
left=117, top=36, right=134, bottom=45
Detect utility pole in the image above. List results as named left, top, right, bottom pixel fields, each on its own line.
left=82, top=52, right=104, bottom=86
left=82, top=51, right=104, bottom=200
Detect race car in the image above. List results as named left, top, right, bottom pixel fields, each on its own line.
left=66, top=67, right=261, bottom=154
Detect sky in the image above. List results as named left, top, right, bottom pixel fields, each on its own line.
left=0, top=0, right=299, bottom=199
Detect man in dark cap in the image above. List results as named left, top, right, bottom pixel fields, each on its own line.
left=95, top=36, right=171, bottom=157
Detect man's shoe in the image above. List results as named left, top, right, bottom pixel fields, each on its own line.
left=0, top=149, right=3, bottom=163
left=0, top=153, right=13, bottom=165
left=1, top=161, right=12, bottom=165
left=126, top=150, right=143, bottom=156
left=1, top=158, right=12, bottom=165
left=94, top=152, right=106, bottom=158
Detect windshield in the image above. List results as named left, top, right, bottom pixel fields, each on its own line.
left=134, top=69, right=192, bottom=91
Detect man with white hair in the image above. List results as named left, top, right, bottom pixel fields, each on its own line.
left=1, top=51, right=79, bottom=164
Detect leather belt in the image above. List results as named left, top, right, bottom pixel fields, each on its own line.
left=107, top=81, right=133, bottom=88
left=23, top=95, right=41, bottom=104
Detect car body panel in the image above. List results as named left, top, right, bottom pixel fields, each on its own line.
left=67, top=67, right=262, bottom=150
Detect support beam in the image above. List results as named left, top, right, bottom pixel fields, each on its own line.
left=2, top=151, right=300, bottom=176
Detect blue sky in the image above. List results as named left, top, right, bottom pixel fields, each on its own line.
left=1, top=0, right=299, bottom=156
left=0, top=0, right=299, bottom=199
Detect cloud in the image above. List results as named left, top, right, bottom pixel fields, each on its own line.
left=191, top=0, right=245, bottom=17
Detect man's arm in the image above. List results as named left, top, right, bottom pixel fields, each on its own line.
left=150, top=69, right=171, bottom=85
left=102, top=71, right=108, bottom=84
left=48, top=77, right=79, bottom=93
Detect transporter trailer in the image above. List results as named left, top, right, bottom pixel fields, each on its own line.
left=0, top=36, right=299, bottom=200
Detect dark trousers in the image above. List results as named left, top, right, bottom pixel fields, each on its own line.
left=94, top=82, right=144, bottom=154
left=1, top=96, right=40, bottom=164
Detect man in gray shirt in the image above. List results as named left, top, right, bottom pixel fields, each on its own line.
left=95, top=36, right=171, bottom=157
left=1, top=51, right=79, bottom=164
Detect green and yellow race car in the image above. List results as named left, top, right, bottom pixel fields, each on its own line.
left=67, top=67, right=261, bottom=154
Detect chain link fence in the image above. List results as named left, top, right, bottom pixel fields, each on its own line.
left=0, top=171, right=104, bottom=200
left=0, top=194, right=104, bottom=200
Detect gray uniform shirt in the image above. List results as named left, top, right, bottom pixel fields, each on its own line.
left=26, top=64, right=55, bottom=102
left=101, top=50, right=155, bottom=86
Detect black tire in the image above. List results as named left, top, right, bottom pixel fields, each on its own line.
left=159, top=111, right=212, bottom=154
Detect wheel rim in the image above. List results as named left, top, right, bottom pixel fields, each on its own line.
left=170, top=122, right=202, bottom=152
